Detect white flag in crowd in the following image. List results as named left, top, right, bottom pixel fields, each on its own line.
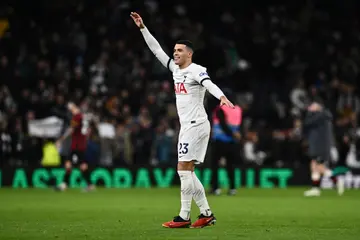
left=28, top=116, right=64, bottom=138
left=98, top=123, right=115, bottom=139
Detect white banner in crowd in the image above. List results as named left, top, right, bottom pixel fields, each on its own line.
left=28, top=116, right=64, bottom=138
left=98, top=123, right=115, bottom=139
left=28, top=116, right=116, bottom=139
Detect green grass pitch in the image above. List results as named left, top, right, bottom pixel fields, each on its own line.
left=0, top=188, right=359, bottom=240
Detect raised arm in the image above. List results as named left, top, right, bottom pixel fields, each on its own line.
left=130, top=12, right=175, bottom=71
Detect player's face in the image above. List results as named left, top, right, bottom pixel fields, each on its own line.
left=173, top=44, right=192, bottom=65
left=307, top=104, right=315, bottom=112
left=67, top=103, right=78, bottom=114
left=307, top=103, right=321, bottom=112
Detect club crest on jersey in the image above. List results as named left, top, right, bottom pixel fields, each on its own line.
left=199, top=72, right=208, bottom=77
left=174, top=82, right=187, bottom=94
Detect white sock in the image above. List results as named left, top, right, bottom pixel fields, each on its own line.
left=311, top=172, right=320, bottom=189
left=178, top=171, right=193, bottom=220
left=192, top=172, right=212, bottom=217
left=324, top=169, right=333, bottom=177
left=59, top=182, right=67, bottom=191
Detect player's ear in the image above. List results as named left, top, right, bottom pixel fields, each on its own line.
left=188, top=51, right=193, bottom=58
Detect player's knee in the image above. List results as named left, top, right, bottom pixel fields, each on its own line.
left=80, top=163, right=88, bottom=171
left=65, top=161, right=72, bottom=169
left=310, top=159, right=318, bottom=168
left=177, top=161, right=195, bottom=171
left=317, top=164, right=326, bottom=173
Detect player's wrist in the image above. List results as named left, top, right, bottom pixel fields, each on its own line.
left=139, top=23, right=145, bottom=29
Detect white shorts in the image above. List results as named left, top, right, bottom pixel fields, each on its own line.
left=178, top=120, right=210, bottom=164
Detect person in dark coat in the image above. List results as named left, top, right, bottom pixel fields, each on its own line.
left=303, top=101, right=345, bottom=196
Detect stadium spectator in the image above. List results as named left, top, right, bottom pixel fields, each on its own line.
left=0, top=0, right=359, bottom=167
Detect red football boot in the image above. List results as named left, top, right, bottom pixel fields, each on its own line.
left=162, top=216, right=191, bottom=228
left=190, top=214, right=216, bottom=228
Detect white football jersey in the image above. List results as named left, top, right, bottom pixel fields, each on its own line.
left=169, top=62, right=210, bottom=125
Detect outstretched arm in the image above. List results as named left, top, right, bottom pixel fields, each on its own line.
left=56, top=115, right=80, bottom=147
left=194, top=68, right=234, bottom=108
left=131, top=12, right=174, bottom=71
left=55, top=127, right=73, bottom=148
left=203, top=81, right=234, bottom=108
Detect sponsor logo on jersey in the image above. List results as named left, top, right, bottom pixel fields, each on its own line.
left=174, top=82, right=188, bottom=94
left=199, top=72, right=208, bottom=77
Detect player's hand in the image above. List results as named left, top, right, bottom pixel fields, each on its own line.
left=55, top=140, right=62, bottom=149
left=233, top=132, right=241, bottom=141
left=130, top=12, right=145, bottom=29
left=220, top=96, right=234, bottom=108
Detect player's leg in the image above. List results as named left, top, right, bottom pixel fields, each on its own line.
left=210, top=141, right=223, bottom=195
left=317, top=163, right=332, bottom=177
left=178, top=161, right=195, bottom=221
left=304, top=158, right=321, bottom=196
left=162, top=161, right=193, bottom=228
left=190, top=121, right=216, bottom=228
left=80, top=162, right=95, bottom=192
left=331, top=139, right=351, bottom=195
left=318, top=162, right=348, bottom=196
left=191, top=162, right=216, bottom=228
left=315, top=148, right=348, bottom=196
left=162, top=126, right=194, bottom=228
left=162, top=121, right=215, bottom=228
left=56, top=160, right=72, bottom=191
left=76, top=150, right=95, bottom=191
left=331, top=166, right=348, bottom=196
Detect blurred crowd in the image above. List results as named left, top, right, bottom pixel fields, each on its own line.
left=1, top=0, right=360, bottom=167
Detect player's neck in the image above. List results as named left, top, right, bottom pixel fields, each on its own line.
left=179, top=61, right=192, bottom=69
